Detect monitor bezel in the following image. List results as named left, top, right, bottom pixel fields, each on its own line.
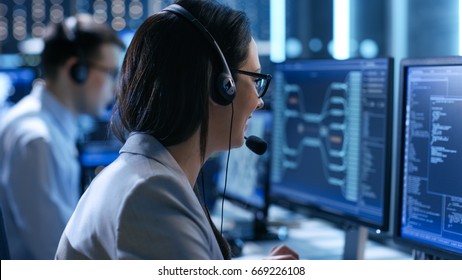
left=394, top=56, right=462, bottom=260
left=269, top=57, right=395, bottom=231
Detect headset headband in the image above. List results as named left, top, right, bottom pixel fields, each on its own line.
left=163, top=4, right=236, bottom=105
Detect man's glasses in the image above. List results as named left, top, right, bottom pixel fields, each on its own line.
left=232, top=69, right=272, bottom=98
left=89, top=62, right=119, bottom=80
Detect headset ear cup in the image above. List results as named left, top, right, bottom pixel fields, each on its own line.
left=70, top=62, right=88, bottom=84
left=212, top=72, right=236, bottom=106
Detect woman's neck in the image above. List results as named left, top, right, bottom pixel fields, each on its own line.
left=166, top=131, right=206, bottom=187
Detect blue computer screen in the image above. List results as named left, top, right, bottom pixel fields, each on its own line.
left=395, top=57, right=462, bottom=259
left=270, top=58, right=393, bottom=230
left=0, top=68, right=36, bottom=105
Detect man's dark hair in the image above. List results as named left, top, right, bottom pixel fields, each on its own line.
left=41, top=14, right=125, bottom=80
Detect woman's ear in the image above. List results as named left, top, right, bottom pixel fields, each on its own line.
left=208, top=97, right=222, bottom=109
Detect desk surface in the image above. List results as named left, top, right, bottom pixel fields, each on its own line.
left=213, top=202, right=412, bottom=260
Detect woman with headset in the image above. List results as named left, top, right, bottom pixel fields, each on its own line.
left=56, top=0, right=298, bottom=260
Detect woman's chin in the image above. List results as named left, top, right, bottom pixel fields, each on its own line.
left=232, top=136, right=245, bottom=149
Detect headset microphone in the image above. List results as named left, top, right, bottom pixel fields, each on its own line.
left=244, top=136, right=267, bottom=155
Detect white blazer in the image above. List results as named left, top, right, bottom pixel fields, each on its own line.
left=56, top=133, right=223, bottom=259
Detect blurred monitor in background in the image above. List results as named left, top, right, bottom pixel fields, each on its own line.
left=0, top=68, right=37, bottom=117
left=77, top=110, right=122, bottom=191
left=214, top=110, right=278, bottom=245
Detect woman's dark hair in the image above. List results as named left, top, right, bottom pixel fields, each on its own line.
left=112, top=0, right=252, bottom=259
left=113, top=0, right=251, bottom=153
left=41, top=14, right=125, bottom=80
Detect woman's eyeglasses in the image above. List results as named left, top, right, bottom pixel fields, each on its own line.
left=232, top=69, right=272, bottom=98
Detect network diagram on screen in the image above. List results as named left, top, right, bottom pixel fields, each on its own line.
left=271, top=59, right=392, bottom=228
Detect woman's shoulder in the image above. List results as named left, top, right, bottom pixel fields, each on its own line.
left=124, top=171, right=194, bottom=207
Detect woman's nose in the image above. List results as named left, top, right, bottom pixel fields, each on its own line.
left=256, top=97, right=264, bottom=110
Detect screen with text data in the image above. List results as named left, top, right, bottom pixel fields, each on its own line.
left=270, top=58, right=393, bottom=230
left=395, top=57, right=462, bottom=259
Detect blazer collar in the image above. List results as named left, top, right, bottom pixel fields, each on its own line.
left=120, top=133, right=190, bottom=184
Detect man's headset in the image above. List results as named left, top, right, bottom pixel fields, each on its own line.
left=61, top=17, right=89, bottom=84
left=163, top=4, right=236, bottom=106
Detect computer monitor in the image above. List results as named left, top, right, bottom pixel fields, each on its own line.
left=215, top=109, right=276, bottom=241
left=118, top=29, right=135, bottom=48
left=270, top=58, right=394, bottom=258
left=394, top=57, right=462, bottom=260
left=0, top=68, right=37, bottom=108
left=78, top=111, right=122, bottom=192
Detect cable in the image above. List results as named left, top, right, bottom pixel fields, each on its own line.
left=200, top=170, right=206, bottom=205
left=220, top=102, right=234, bottom=235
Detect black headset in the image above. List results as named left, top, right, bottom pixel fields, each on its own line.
left=163, top=4, right=236, bottom=106
left=61, top=17, right=89, bottom=84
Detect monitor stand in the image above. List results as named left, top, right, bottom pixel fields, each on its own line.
left=225, top=210, right=281, bottom=242
left=412, top=250, right=443, bottom=260
left=224, top=211, right=282, bottom=258
left=251, top=211, right=281, bottom=241
left=343, top=223, right=368, bottom=259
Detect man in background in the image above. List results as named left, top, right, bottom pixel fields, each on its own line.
left=0, top=14, right=125, bottom=259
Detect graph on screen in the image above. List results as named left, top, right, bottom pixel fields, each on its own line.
left=271, top=58, right=393, bottom=229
